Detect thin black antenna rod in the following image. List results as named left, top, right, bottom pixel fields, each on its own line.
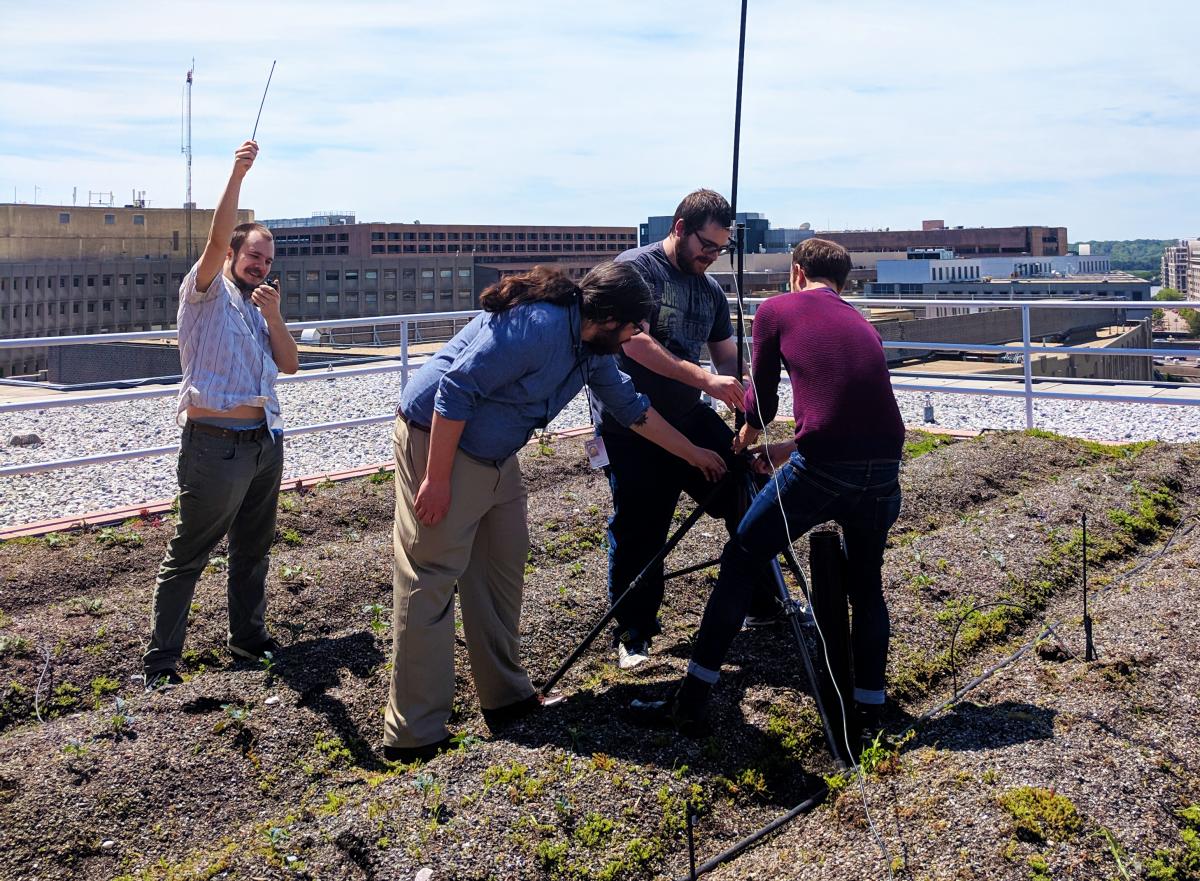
left=729, top=0, right=748, bottom=217
left=730, top=0, right=749, bottom=424
left=251, top=60, right=277, bottom=141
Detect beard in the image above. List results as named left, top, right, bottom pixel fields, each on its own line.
left=230, top=264, right=259, bottom=296
left=583, top=326, right=627, bottom=356
left=677, top=239, right=714, bottom=276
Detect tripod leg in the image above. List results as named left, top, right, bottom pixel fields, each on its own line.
left=735, top=471, right=847, bottom=762
left=765, top=551, right=848, bottom=766
left=537, top=474, right=731, bottom=696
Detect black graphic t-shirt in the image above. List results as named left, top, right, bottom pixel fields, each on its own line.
left=597, top=241, right=733, bottom=432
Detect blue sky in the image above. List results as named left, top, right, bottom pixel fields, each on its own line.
left=1, top=0, right=1197, bottom=240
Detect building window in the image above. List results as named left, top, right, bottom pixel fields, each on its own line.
left=136, top=299, right=147, bottom=310
left=105, top=214, right=116, bottom=225
left=133, top=215, right=145, bottom=225
left=365, top=269, right=378, bottom=280
left=59, top=213, right=70, bottom=224
left=306, top=293, right=319, bottom=305
left=102, top=301, right=112, bottom=312
left=458, top=269, right=471, bottom=278
left=371, top=245, right=385, bottom=254
left=325, top=270, right=339, bottom=281
left=345, top=270, right=359, bottom=282
left=326, top=293, right=339, bottom=304
left=306, top=270, right=319, bottom=283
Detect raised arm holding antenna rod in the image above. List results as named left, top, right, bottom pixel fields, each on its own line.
left=143, top=140, right=297, bottom=691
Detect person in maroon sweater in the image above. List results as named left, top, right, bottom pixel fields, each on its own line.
left=631, top=238, right=904, bottom=744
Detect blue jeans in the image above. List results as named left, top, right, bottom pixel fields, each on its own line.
left=603, top=405, right=777, bottom=645
left=690, top=452, right=902, bottom=703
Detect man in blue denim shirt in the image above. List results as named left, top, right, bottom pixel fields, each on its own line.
left=384, top=264, right=727, bottom=762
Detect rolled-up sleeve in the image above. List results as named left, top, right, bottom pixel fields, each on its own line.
left=587, top=355, right=650, bottom=427
left=433, top=314, right=535, bottom=421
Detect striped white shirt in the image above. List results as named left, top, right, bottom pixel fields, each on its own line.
left=175, top=265, right=283, bottom=432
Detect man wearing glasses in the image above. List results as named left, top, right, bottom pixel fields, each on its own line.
left=595, top=189, right=777, bottom=670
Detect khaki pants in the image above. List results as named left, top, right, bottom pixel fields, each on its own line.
left=384, top=416, right=533, bottom=748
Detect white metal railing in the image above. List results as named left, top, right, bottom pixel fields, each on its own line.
left=1, top=299, right=1198, bottom=479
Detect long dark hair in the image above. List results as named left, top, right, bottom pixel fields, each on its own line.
left=480, top=263, right=652, bottom=326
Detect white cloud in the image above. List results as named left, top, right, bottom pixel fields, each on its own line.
left=1, top=0, right=1197, bottom=238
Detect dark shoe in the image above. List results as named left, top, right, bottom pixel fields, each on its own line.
left=228, top=635, right=282, bottom=663
left=382, top=736, right=453, bottom=764
left=854, top=702, right=886, bottom=748
left=482, top=692, right=564, bottom=732
left=144, top=669, right=184, bottom=692
left=625, top=675, right=713, bottom=738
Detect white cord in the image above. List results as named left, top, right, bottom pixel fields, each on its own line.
left=734, top=274, right=897, bottom=878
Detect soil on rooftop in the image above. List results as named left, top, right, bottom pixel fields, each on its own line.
left=0, top=429, right=1198, bottom=880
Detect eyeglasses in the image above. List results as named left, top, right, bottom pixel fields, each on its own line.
left=691, top=229, right=735, bottom=257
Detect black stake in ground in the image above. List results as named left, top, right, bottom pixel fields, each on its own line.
left=686, top=806, right=698, bottom=881
left=1083, top=512, right=1097, bottom=661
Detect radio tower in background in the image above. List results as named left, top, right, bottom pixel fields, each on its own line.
left=182, top=61, right=195, bottom=263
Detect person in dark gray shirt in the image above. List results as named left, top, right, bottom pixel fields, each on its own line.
left=593, top=189, right=777, bottom=671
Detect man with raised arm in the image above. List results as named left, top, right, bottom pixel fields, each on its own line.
left=143, top=140, right=299, bottom=690
left=596, top=189, right=776, bottom=671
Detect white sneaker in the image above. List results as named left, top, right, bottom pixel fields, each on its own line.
left=617, top=639, right=651, bottom=671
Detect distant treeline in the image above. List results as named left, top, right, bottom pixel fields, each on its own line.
left=1069, top=239, right=1175, bottom=273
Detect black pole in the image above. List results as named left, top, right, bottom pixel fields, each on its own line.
left=537, top=480, right=724, bottom=696
left=730, top=0, right=749, bottom=428
left=686, top=807, right=698, bottom=881
left=730, top=0, right=748, bottom=219
left=1083, top=512, right=1096, bottom=661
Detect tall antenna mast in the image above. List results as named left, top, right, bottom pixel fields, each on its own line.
left=182, top=60, right=195, bottom=262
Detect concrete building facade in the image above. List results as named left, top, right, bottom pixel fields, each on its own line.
left=0, top=203, right=253, bottom=262
left=261, top=218, right=637, bottom=260
left=0, top=254, right=498, bottom=379
left=1161, top=241, right=1192, bottom=294
left=822, top=222, right=1068, bottom=257
left=874, top=254, right=1111, bottom=286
